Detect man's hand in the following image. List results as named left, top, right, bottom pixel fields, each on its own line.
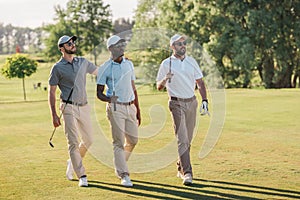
left=164, top=72, right=174, bottom=81
left=136, top=109, right=141, bottom=126
left=109, top=95, right=119, bottom=103
left=200, top=99, right=210, bottom=116
left=52, top=114, right=61, bottom=127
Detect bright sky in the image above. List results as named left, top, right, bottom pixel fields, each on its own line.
left=0, top=0, right=138, bottom=28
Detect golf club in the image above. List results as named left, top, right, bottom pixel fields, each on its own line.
left=111, top=62, right=117, bottom=111
left=49, top=88, right=73, bottom=148
left=169, top=49, right=172, bottom=83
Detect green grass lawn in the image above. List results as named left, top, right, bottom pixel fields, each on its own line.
left=0, top=56, right=299, bottom=199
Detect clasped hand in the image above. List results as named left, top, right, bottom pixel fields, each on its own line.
left=110, top=95, right=119, bottom=103
left=164, top=72, right=174, bottom=81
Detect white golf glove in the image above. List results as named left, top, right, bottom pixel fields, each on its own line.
left=200, top=99, right=210, bottom=116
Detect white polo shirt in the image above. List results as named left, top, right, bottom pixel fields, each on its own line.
left=156, top=55, right=203, bottom=98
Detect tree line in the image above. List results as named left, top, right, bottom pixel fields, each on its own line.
left=1, top=0, right=299, bottom=88
left=134, top=0, right=300, bottom=88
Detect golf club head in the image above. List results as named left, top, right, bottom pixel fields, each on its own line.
left=49, top=141, right=54, bottom=148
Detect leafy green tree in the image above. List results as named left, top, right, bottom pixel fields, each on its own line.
left=1, top=54, right=38, bottom=100
left=43, top=0, right=112, bottom=63
left=134, top=0, right=300, bottom=88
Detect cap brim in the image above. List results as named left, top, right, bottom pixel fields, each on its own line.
left=70, top=36, right=77, bottom=42
left=108, top=38, right=126, bottom=48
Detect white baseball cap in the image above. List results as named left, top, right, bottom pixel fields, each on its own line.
left=170, top=34, right=186, bottom=46
left=106, top=35, right=125, bottom=48
left=58, top=35, right=77, bottom=47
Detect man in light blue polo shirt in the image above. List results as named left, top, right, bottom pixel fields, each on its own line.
left=96, top=35, right=141, bottom=187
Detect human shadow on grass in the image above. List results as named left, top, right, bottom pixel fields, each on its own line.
left=195, top=179, right=300, bottom=199
left=88, top=179, right=257, bottom=200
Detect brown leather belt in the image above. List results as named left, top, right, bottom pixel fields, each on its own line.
left=170, top=96, right=196, bottom=102
left=115, top=101, right=134, bottom=105
left=62, top=100, right=87, bottom=106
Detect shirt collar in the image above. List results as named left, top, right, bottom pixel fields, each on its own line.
left=59, top=57, right=78, bottom=64
left=111, top=56, right=125, bottom=64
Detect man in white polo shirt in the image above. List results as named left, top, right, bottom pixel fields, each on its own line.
left=156, top=34, right=209, bottom=186
left=96, top=35, right=141, bottom=187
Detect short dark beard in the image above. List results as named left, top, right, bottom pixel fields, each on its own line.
left=111, top=51, right=124, bottom=61
left=64, top=47, right=76, bottom=54
left=175, top=47, right=185, bottom=56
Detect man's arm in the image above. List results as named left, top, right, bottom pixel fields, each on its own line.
left=92, top=67, right=98, bottom=75
left=157, top=72, right=173, bottom=91
left=96, top=84, right=111, bottom=102
left=196, top=78, right=207, bottom=100
left=196, top=78, right=210, bottom=116
left=132, top=80, right=141, bottom=126
left=48, top=85, right=61, bottom=127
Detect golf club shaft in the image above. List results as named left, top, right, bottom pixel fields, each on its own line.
left=113, top=91, right=116, bottom=111
left=49, top=88, right=73, bottom=147
left=169, top=50, right=172, bottom=83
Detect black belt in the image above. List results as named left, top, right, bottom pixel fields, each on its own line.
left=62, top=100, right=87, bottom=106
left=171, top=96, right=196, bottom=102
left=114, top=101, right=134, bottom=105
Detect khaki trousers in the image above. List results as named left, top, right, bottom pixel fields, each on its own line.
left=62, top=103, right=93, bottom=178
left=169, top=98, right=198, bottom=176
left=106, top=103, right=138, bottom=178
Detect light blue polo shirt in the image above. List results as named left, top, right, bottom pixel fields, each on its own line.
left=97, top=57, right=135, bottom=103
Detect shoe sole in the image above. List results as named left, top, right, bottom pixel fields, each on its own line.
left=183, top=181, right=192, bottom=186
left=121, top=184, right=133, bottom=187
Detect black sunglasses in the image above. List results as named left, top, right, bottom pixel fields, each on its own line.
left=65, top=41, right=76, bottom=47
left=113, top=42, right=126, bottom=48
left=174, top=41, right=187, bottom=46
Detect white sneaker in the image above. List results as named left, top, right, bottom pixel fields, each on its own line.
left=121, top=175, right=133, bottom=187
left=78, top=176, right=88, bottom=187
left=183, top=173, right=193, bottom=186
left=66, top=159, right=74, bottom=180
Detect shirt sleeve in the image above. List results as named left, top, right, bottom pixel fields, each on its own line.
left=129, top=61, right=136, bottom=81
left=156, top=59, right=168, bottom=82
left=48, top=65, right=59, bottom=86
left=86, top=59, right=97, bottom=74
left=189, top=57, right=203, bottom=80
left=97, top=62, right=109, bottom=85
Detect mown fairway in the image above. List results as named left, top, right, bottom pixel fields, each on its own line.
left=0, top=56, right=299, bottom=199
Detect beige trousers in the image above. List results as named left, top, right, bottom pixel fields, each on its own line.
left=169, top=98, right=198, bottom=176
left=106, top=103, right=138, bottom=178
left=62, top=103, right=93, bottom=178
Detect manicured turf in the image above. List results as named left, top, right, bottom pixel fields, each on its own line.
left=0, top=57, right=299, bottom=199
